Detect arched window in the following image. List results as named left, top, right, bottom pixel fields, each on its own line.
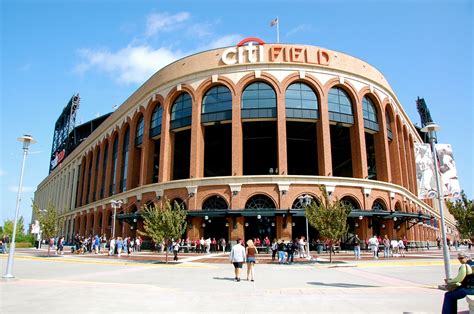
left=241, top=82, right=276, bottom=119
left=328, top=87, right=354, bottom=124
left=340, top=196, right=360, bottom=210
left=201, top=85, right=232, bottom=123
left=385, top=110, right=393, bottom=140
left=291, top=195, right=319, bottom=209
left=120, top=127, right=130, bottom=192
left=394, top=202, right=402, bottom=212
left=170, top=198, right=187, bottom=210
left=136, top=116, right=144, bottom=146
left=245, top=195, right=276, bottom=210
left=372, top=200, right=386, bottom=211
left=93, top=147, right=100, bottom=201
left=202, top=195, right=229, bottom=210
left=171, top=93, right=192, bottom=129
left=362, top=96, right=379, bottom=132
left=150, top=105, right=163, bottom=137
left=100, top=142, right=108, bottom=198
left=285, top=82, right=319, bottom=119
left=110, top=137, right=118, bottom=195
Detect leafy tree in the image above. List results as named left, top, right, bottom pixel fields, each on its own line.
left=33, top=203, right=64, bottom=256
left=305, top=186, right=351, bottom=263
left=138, top=199, right=187, bottom=263
left=446, top=191, right=474, bottom=240
left=2, top=216, right=25, bottom=238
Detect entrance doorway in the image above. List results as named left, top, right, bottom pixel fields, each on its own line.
left=244, top=216, right=276, bottom=242
left=291, top=216, right=319, bottom=242
left=203, top=217, right=228, bottom=241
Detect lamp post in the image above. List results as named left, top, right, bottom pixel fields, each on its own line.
left=3, top=135, right=35, bottom=279
left=298, top=194, right=313, bottom=260
left=421, top=123, right=451, bottom=279
left=110, top=200, right=123, bottom=239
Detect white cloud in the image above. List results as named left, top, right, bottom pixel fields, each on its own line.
left=286, top=24, right=312, bottom=38
left=0, top=169, right=5, bottom=176
left=198, top=34, right=242, bottom=51
left=9, top=186, right=35, bottom=193
left=75, top=45, right=184, bottom=84
left=145, top=12, right=190, bottom=37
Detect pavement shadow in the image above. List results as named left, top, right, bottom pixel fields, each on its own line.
left=307, top=281, right=381, bottom=288
left=213, top=277, right=237, bottom=281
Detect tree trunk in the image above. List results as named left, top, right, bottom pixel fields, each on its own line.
left=47, top=246, right=50, bottom=257
left=329, top=244, right=332, bottom=263
left=165, top=239, right=169, bottom=263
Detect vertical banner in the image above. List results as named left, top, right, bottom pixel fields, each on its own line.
left=435, top=144, right=461, bottom=198
left=415, top=143, right=437, bottom=199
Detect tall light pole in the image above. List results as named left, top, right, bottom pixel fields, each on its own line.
left=110, top=200, right=123, bottom=239
left=3, top=135, right=36, bottom=279
left=421, top=123, right=451, bottom=279
left=299, top=194, right=313, bottom=260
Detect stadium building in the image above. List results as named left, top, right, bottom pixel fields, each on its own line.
left=33, top=38, right=458, bottom=247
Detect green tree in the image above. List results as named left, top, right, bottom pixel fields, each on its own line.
left=33, top=203, right=64, bottom=256
left=138, top=199, right=187, bottom=263
left=446, top=191, right=474, bottom=240
left=2, top=216, right=25, bottom=238
left=305, top=186, right=351, bottom=263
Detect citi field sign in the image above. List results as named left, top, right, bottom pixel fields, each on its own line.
left=221, top=37, right=330, bottom=66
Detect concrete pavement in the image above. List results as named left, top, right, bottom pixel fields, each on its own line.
left=0, top=249, right=471, bottom=313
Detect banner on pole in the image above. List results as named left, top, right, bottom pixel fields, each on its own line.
left=415, top=143, right=437, bottom=199
left=436, top=144, right=461, bottom=199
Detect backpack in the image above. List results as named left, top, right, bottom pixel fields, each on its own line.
left=461, top=263, right=474, bottom=288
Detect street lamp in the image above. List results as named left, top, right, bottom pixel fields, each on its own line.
left=110, top=200, right=123, bottom=239
left=3, top=134, right=36, bottom=279
left=421, top=123, right=451, bottom=279
left=298, top=194, right=313, bottom=260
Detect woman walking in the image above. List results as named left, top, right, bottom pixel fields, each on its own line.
left=246, top=239, right=257, bottom=282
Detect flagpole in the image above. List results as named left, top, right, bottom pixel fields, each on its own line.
left=276, top=16, right=280, bottom=43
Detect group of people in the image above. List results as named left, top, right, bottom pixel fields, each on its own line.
left=364, top=234, right=407, bottom=259
left=107, top=236, right=142, bottom=256
left=270, top=237, right=308, bottom=264
left=0, top=234, right=9, bottom=254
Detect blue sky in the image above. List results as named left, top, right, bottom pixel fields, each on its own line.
left=1, top=0, right=472, bottom=227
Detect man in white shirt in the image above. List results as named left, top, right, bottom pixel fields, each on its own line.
left=229, top=238, right=246, bottom=282
left=368, top=235, right=379, bottom=259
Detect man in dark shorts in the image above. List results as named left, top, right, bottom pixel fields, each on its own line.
left=229, top=238, right=246, bottom=282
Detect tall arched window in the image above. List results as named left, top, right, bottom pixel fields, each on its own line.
left=150, top=105, right=163, bottom=137
left=120, top=127, right=130, bottom=192
left=241, top=82, right=276, bottom=119
left=136, top=116, right=144, bottom=146
left=362, top=96, right=379, bottom=132
left=328, top=87, right=354, bottom=124
left=100, top=142, right=108, bottom=198
left=285, top=82, right=319, bottom=119
left=93, top=147, right=100, bottom=201
left=110, top=137, right=118, bottom=195
left=385, top=110, right=393, bottom=140
left=201, top=85, right=232, bottom=123
left=171, top=93, right=192, bottom=129
left=340, top=196, right=360, bottom=210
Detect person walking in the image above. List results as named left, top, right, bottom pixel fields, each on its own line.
left=109, top=237, right=116, bottom=256
left=271, top=239, right=278, bottom=261
left=116, top=237, right=123, bottom=257
left=442, top=252, right=474, bottom=314
left=277, top=239, right=286, bottom=264
left=383, top=235, right=391, bottom=258
left=246, top=239, right=257, bottom=281
left=173, top=240, right=180, bottom=261
left=229, top=239, right=246, bottom=282
left=353, top=235, right=361, bottom=259
left=369, top=235, right=379, bottom=259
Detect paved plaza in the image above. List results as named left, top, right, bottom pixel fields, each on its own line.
left=0, top=248, right=471, bottom=313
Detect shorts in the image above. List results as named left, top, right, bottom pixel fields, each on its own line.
left=246, top=257, right=256, bottom=263
left=233, top=262, right=243, bottom=269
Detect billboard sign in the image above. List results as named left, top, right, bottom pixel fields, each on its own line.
left=415, top=143, right=437, bottom=199
left=436, top=144, right=461, bottom=198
